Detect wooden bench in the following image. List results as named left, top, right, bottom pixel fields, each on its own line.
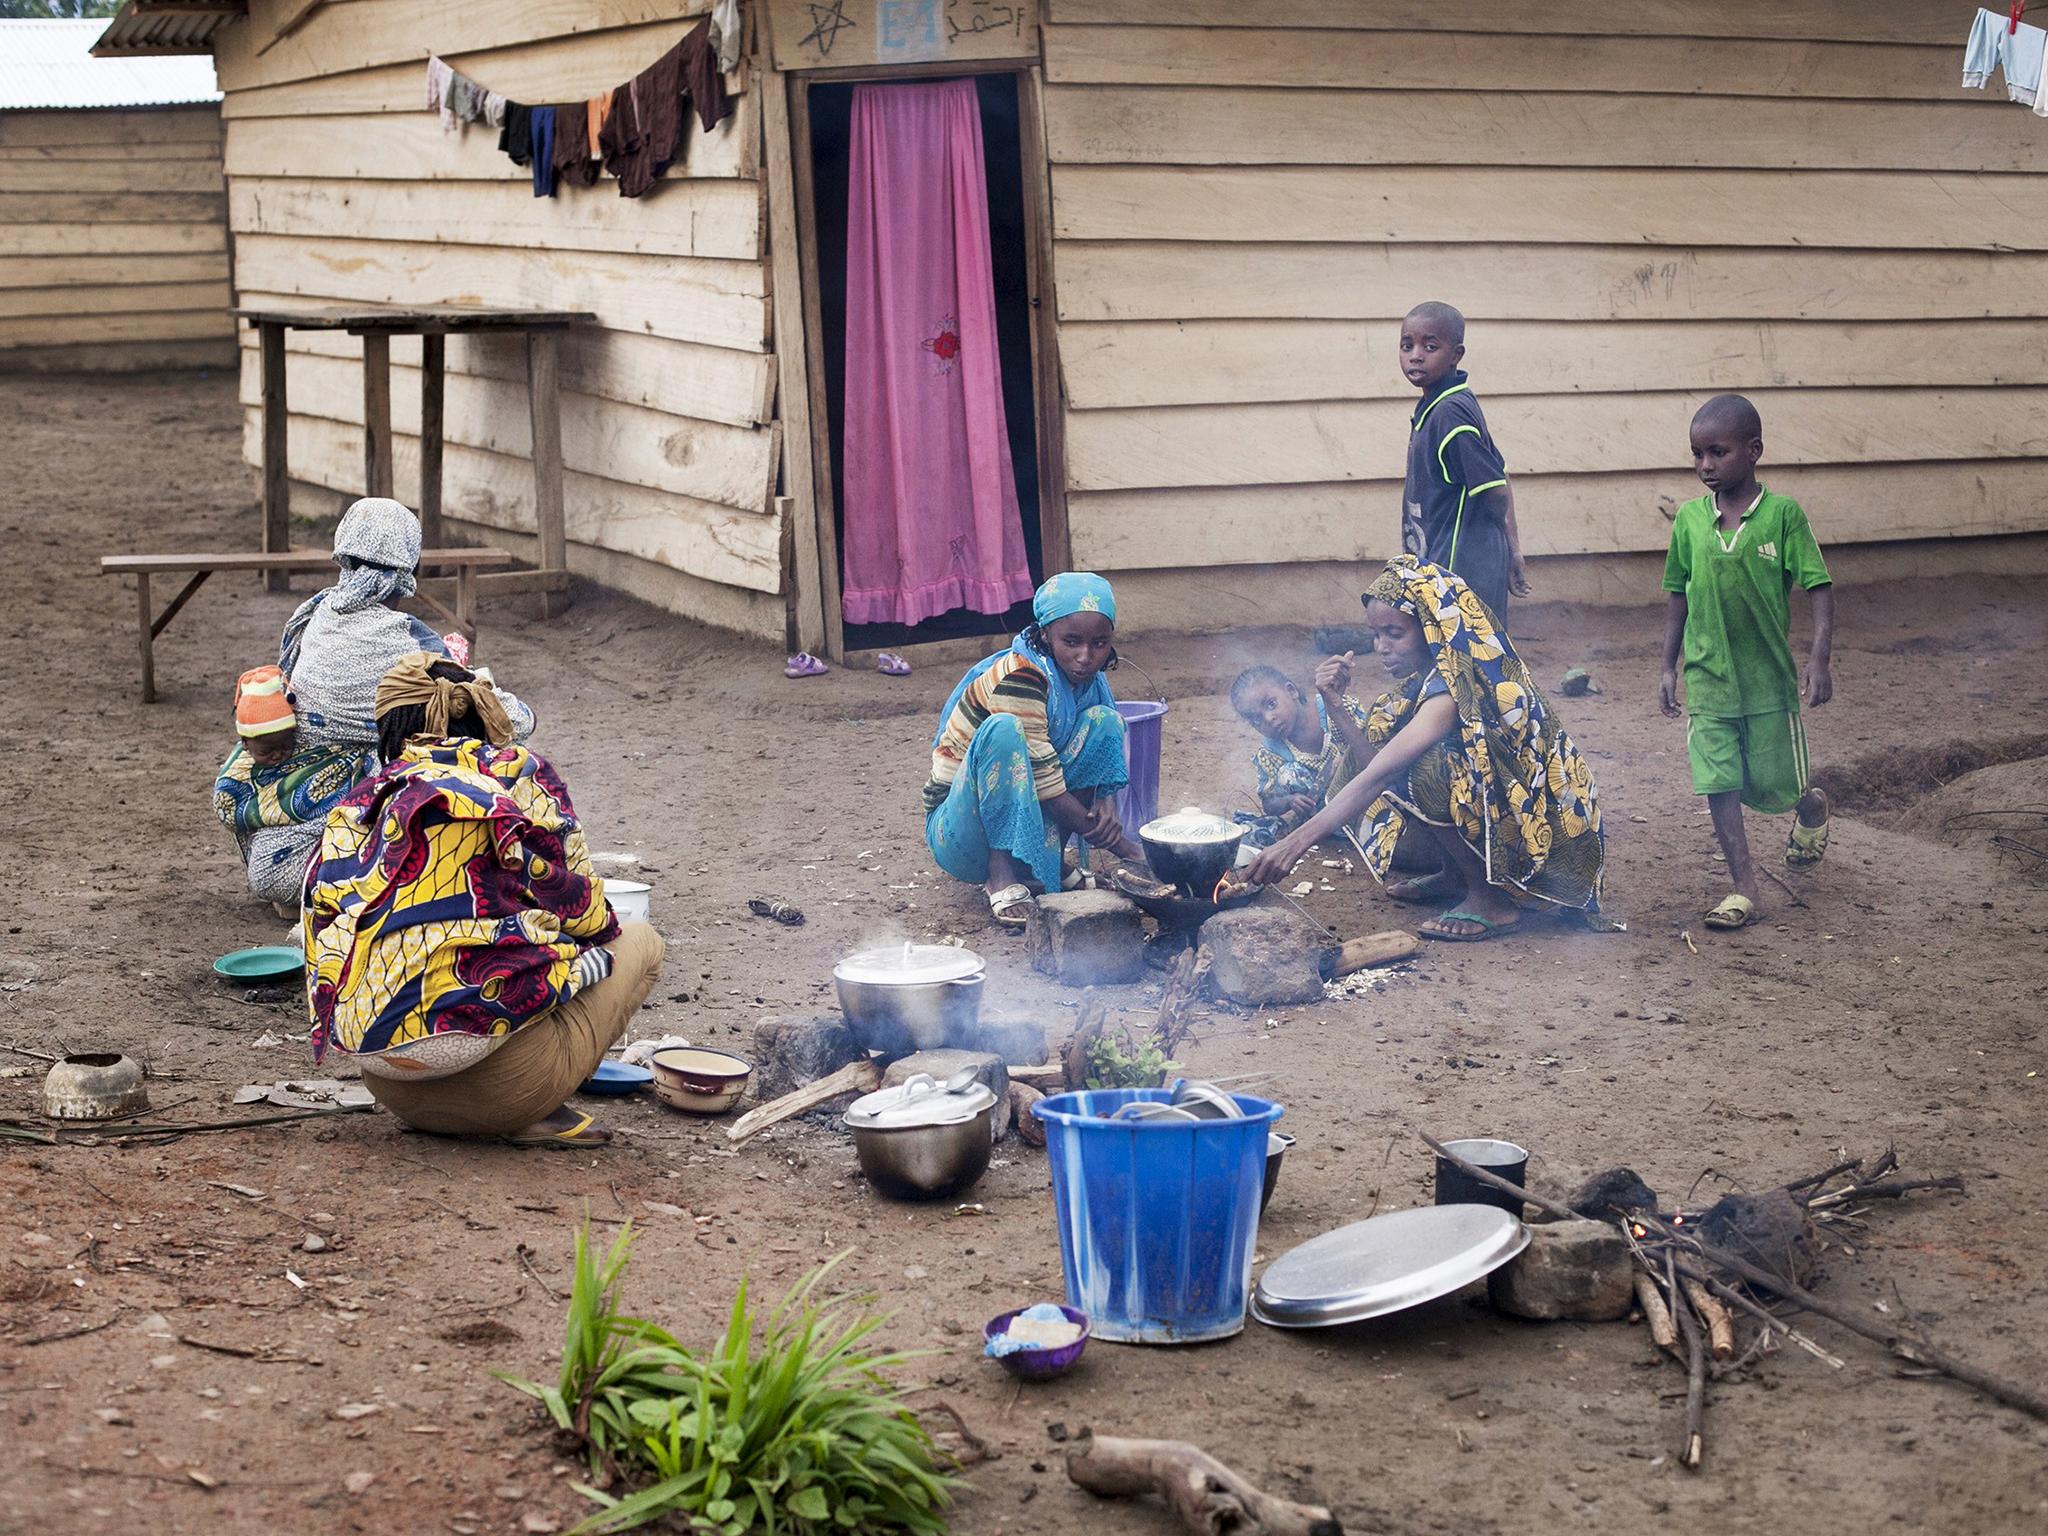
left=100, top=547, right=516, bottom=703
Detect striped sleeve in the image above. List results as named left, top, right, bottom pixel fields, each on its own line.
left=924, top=654, right=1064, bottom=810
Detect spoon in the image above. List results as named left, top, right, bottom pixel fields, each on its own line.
left=942, top=1066, right=980, bottom=1094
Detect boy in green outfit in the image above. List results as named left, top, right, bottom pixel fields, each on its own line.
left=1659, top=394, right=1833, bottom=930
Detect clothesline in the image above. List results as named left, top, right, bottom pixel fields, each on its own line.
left=1964, top=3, right=2048, bottom=118
left=426, top=1, right=742, bottom=201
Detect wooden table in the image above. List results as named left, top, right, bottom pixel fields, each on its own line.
left=231, top=304, right=593, bottom=616
left=101, top=547, right=516, bottom=703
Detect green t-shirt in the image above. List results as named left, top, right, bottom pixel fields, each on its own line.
left=1662, top=487, right=1831, bottom=717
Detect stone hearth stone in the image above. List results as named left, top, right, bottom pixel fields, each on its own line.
left=1026, top=890, right=1146, bottom=986
left=1199, top=905, right=1330, bottom=1006
left=967, top=1014, right=1049, bottom=1066
left=881, top=1050, right=1008, bottom=1108
left=750, top=1015, right=865, bottom=1101
left=1488, top=1218, right=1634, bottom=1322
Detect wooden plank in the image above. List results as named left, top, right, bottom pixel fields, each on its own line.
left=0, top=253, right=227, bottom=287
left=223, top=18, right=748, bottom=119
left=1040, top=0, right=1965, bottom=45
left=1051, top=165, right=2048, bottom=252
left=0, top=222, right=227, bottom=257
left=526, top=329, right=568, bottom=612
left=0, top=282, right=230, bottom=320
left=229, top=234, right=769, bottom=352
left=1041, top=25, right=1966, bottom=100
left=1065, top=388, right=2048, bottom=492
left=103, top=549, right=515, bottom=572
left=0, top=160, right=223, bottom=194
left=224, top=99, right=754, bottom=183
left=0, top=337, right=235, bottom=373
left=1058, top=318, right=2048, bottom=408
left=1051, top=241, right=2048, bottom=323
left=1016, top=64, right=1071, bottom=572
left=760, top=63, right=826, bottom=654
left=234, top=347, right=781, bottom=511
left=0, top=191, right=225, bottom=223
left=764, top=0, right=1040, bottom=70
left=0, top=107, right=220, bottom=148
left=0, top=142, right=224, bottom=162
left=1067, top=458, right=2048, bottom=569
left=245, top=408, right=784, bottom=593
left=362, top=330, right=394, bottom=498
left=213, top=0, right=712, bottom=93
left=260, top=320, right=289, bottom=583
left=788, top=71, right=844, bottom=658
left=1043, top=86, right=2046, bottom=174
left=233, top=309, right=773, bottom=427
left=228, top=174, right=764, bottom=262
left=418, top=333, right=444, bottom=546
left=0, top=310, right=235, bottom=348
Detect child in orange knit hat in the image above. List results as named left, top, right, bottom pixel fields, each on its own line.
left=233, top=664, right=298, bottom=766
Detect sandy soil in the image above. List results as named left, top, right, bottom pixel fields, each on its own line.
left=3, top=371, right=2046, bottom=1536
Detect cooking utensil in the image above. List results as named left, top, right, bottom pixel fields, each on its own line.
left=1264, top=881, right=1341, bottom=942
left=1138, top=808, right=1246, bottom=896
left=832, top=943, right=986, bottom=1059
left=1251, top=1205, right=1530, bottom=1329
left=1109, top=1100, right=1200, bottom=1122
left=650, top=1046, right=753, bottom=1114
left=983, top=1304, right=1091, bottom=1382
left=579, top=1060, right=653, bottom=1097
left=213, top=945, right=305, bottom=983
left=606, top=879, right=652, bottom=924
left=1261, top=1132, right=1296, bottom=1212
left=1434, top=1138, right=1530, bottom=1214
left=42, top=1053, right=149, bottom=1121
left=1109, top=865, right=1260, bottom=929
left=1169, top=1077, right=1245, bottom=1121
left=844, top=1071, right=999, bottom=1200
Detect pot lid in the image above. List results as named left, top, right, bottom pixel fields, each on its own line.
left=1251, top=1205, right=1529, bottom=1329
left=1139, top=807, right=1241, bottom=844
left=844, top=1072, right=998, bottom=1129
left=834, top=942, right=985, bottom=985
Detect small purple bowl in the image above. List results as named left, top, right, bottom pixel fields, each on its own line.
left=982, top=1304, right=1090, bottom=1382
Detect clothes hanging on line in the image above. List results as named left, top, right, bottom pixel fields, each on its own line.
left=499, top=101, right=533, bottom=166
left=530, top=106, right=559, bottom=198
left=552, top=99, right=601, bottom=188
left=1963, top=5, right=2048, bottom=103
left=712, top=0, right=742, bottom=73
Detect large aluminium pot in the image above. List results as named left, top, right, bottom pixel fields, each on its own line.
left=844, top=1072, right=999, bottom=1200
left=833, top=943, right=985, bottom=1058
left=1138, top=807, right=1246, bottom=897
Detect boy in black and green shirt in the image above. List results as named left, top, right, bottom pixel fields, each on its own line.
left=1659, top=394, right=1834, bottom=930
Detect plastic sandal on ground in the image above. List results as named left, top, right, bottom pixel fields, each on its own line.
left=785, top=652, right=828, bottom=679
left=877, top=652, right=911, bottom=677
left=1703, top=893, right=1756, bottom=929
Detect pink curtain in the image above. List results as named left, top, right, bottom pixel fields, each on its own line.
left=840, top=80, right=1034, bottom=628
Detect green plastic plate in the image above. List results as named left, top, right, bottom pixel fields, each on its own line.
left=214, top=945, right=306, bottom=983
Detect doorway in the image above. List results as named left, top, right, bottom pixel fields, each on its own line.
left=803, top=72, right=1049, bottom=652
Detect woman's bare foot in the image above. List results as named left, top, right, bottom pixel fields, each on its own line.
left=1385, top=867, right=1463, bottom=904
left=1418, top=887, right=1522, bottom=941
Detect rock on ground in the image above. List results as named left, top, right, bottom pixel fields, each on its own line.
left=1199, top=904, right=1331, bottom=1006
left=881, top=1049, right=1009, bottom=1108
left=1489, top=1218, right=1635, bottom=1322
left=751, top=1015, right=865, bottom=1100
left=1026, top=890, right=1146, bottom=986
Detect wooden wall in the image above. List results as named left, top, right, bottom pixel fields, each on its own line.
left=1038, top=1, right=2047, bottom=615
left=0, top=104, right=235, bottom=373
left=212, top=0, right=782, bottom=639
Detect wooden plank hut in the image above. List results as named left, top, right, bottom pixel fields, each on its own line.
left=0, top=18, right=231, bottom=374
left=95, top=0, right=2048, bottom=651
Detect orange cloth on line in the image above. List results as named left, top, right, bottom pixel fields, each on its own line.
left=587, top=90, right=611, bottom=159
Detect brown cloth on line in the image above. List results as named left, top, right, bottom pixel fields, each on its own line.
left=598, top=75, right=642, bottom=184
left=374, top=652, right=516, bottom=745
left=551, top=99, right=601, bottom=188
left=603, top=20, right=735, bottom=199
left=680, top=16, right=732, bottom=133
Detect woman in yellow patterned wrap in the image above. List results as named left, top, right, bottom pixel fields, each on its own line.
left=1247, top=557, right=1604, bottom=941
left=303, top=655, right=664, bottom=1147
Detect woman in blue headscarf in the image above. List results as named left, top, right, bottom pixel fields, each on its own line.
left=923, top=573, right=1142, bottom=928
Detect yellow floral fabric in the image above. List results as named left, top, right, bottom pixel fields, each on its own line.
left=1355, top=557, right=1604, bottom=911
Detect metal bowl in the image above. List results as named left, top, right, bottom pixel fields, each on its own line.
left=1262, top=1132, right=1297, bottom=1212
left=42, top=1053, right=149, bottom=1121
left=1138, top=808, right=1246, bottom=896
left=650, top=1046, right=752, bottom=1115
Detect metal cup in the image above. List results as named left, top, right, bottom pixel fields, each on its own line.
left=1433, top=1138, right=1530, bottom=1215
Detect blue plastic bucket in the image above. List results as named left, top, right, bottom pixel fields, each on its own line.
left=1114, top=700, right=1168, bottom=836
left=1033, top=1089, right=1282, bottom=1344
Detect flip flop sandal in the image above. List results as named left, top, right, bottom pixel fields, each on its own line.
left=1384, top=869, right=1462, bottom=904
left=1785, top=816, right=1830, bottom=867
left=877, top=652, right=912, bottom=677
left=987, top=883, right=1035, bottom=929
left=784, top=652, right=828, bottom=679
left=504, top=1109, right=612, bottom=1149
left=1418, top=910, right=1519, bottom=943
left=1703, top=893, right=1757, bottom=930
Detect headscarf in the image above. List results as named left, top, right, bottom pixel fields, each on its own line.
left=279, top=498, right=425, bottom=676
left=374, top=652, right=516, bottom=746
left=933, top=573, right=1120, bottom=753
left=1354, top=556, right=1603, bottom=910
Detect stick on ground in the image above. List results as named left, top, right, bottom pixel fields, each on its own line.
left=1634, top=1270, right=1678, bottom=1350
left=1066, top=1432, right=1342, bottom=1536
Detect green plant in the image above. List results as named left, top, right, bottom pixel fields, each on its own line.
left=1083, top=1030, right=1177, bottom=1090
left=496, top=1222, right=956, bottom=1535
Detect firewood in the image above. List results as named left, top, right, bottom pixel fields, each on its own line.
left=1326, top=930, right=1423, bottom=978
left=1065, top=1431, right=1342, bottom=1536
left=1683, top=1279, right=1736, bottom=1360
left=724, top=1059, right=879, bottom=1144
left=1009, top=1083, right=1046, bottom=1148
left=1634, top=1271, right=1678, bottom=1350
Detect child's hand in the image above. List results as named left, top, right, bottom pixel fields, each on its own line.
left=1658, top=668, right=1681, bottom=718
left=1314, top=652, right=1354, bottom=697
left=1802, top=658, right=1833, bottom=708
left=1283, top=794, right=1319, bottom=819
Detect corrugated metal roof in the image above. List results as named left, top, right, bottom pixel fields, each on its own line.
left=0, top=18, right=221, bottom=110
left=93, top=3, right=240, bottom=61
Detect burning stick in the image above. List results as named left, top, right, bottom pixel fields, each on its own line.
left=1683, top=1279, right=1736, bottom=1360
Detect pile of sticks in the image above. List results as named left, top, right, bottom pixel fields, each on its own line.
left=1425, top=1136, right=2048, bottom=1471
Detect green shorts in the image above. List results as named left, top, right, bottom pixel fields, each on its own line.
left=1687, top=711, right=1808, bottom=814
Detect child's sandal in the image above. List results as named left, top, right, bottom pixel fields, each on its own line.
left=1785, top=816, right=1829, bottom=867
left=987, top=883, right=1035, bottom=929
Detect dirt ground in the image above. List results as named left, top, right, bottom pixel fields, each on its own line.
left=3, top=371, right=2046, bottom=1536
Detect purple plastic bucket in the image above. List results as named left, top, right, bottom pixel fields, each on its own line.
left=1115, top=700, right=1168, bottom=836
